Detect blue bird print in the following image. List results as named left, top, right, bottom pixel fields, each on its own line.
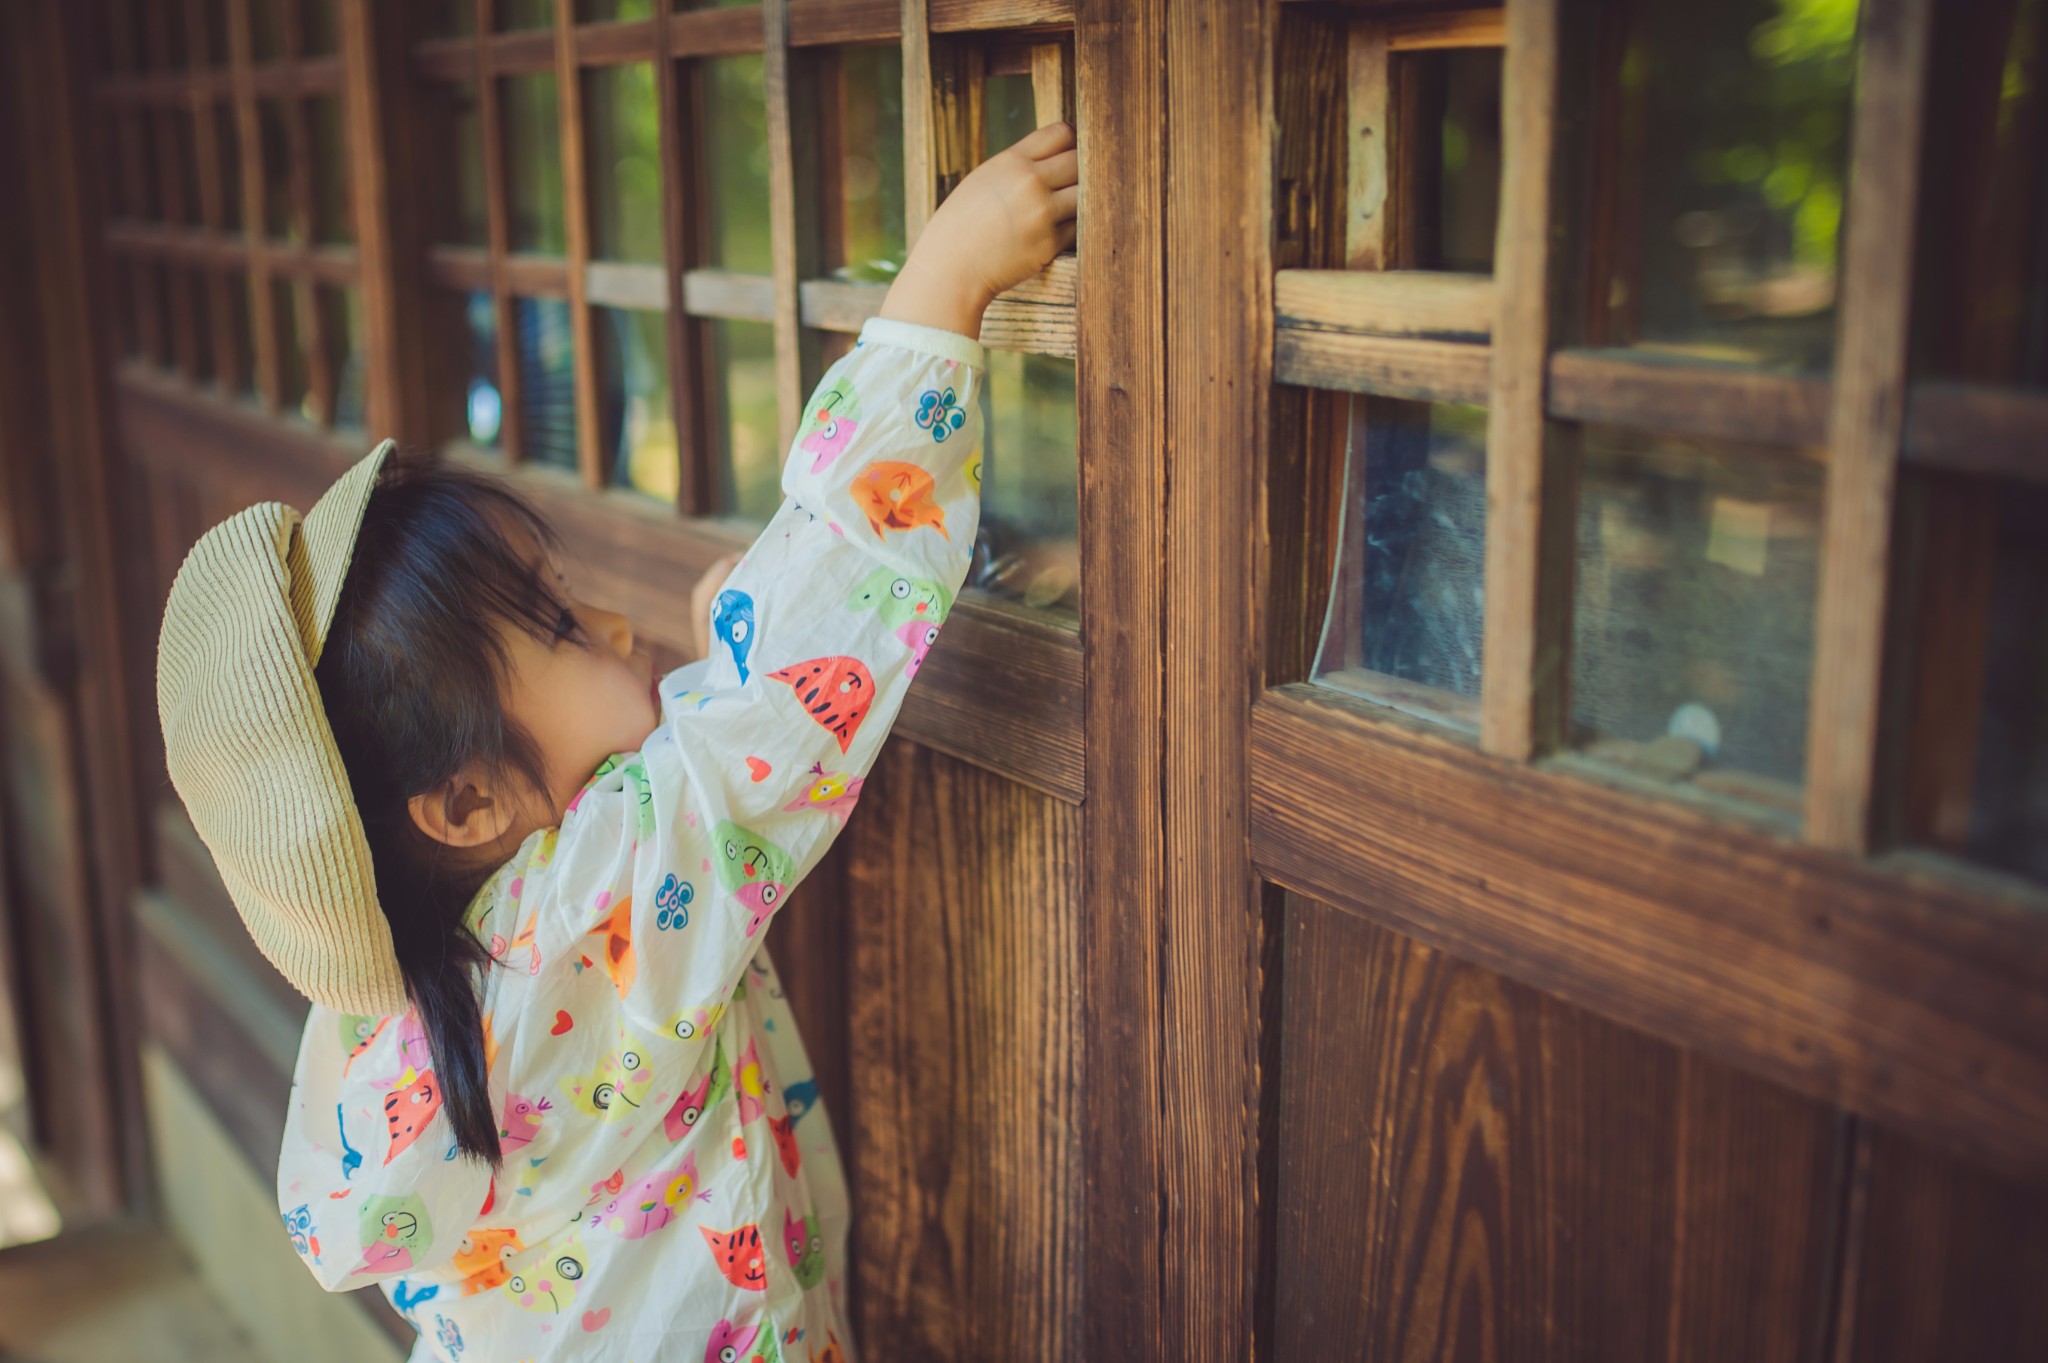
left=392, top=1279, right=440, bottom=1322
left=781, top=1077, right=819, bottom=1126
left=337, top=1102, right=362, bottom=1181
left=712, top=589, right=757, bottom=684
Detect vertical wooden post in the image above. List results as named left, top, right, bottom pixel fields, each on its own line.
left=1479, top=0, right=1577, bottom=760
left=340, top=0, right=429, bottom=445
left=141, top=0, right=202, bottom=380
left=1030, top=40, right=1074, bottom=128
left=653, top=0, right=711, bottom=513
left=1163, top=0, right=1270, bottom=1358
left=901, top=0, right=934, bottom=246
left=1804, top=0, right=1936, bottom=851
left=554, top=0, right=603, bottom=487
left=475, top=0, right=525, bottom=463
left=763, top=0, right=822, bottom=457
left=1345, top=23, right=1393, bottom=272
left=1077, top=2, right=1169, bottom=1362
left=228, top=0, right=282, bottom=409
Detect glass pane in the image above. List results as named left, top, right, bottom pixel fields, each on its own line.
left=251, top=2, right=283, bottom=61
left=275, top=281, right=309, bottom=417
left=324, top=288, right=367, bottom=428
left=596, top=308, right=677, bottom=503
left=415, top=1, right=476, bottom=39
left=1394, top=48, right=1502, bottom=273
left=443, top=290, right=503, bottom=448
left=709, top=318, right=779, bottom=519
left=500, top=0, right=554, bottom=31
left=971, top=351, right=1079, bottom=613
left=226, top=275, right=255, bottom=397
left=984, top=72, right=1036, bottom=160
left=504, top=74, right=566, bottom=254
left=302, top=0, right=338, bottom=55
left=1946, top=485, right=2048, bottom=883
left=172, top=115, right=201, bottom=225
left=832, top=45, right=905, bottom=281
left=200, top=0, right=230, bottom=66
left=703, top=55, right=770, bottom=274
left=580, top=0, right=651, bottom=18
left=310, top=97, right=352, bottom=244
left=1313, top=399, right=1488, bottom=727
left=260, top=101, right=295, bottom=239
left=515, top=296, right=579, bottom=469
left=1599, top=0, right=1859, bottom=370
left=430, top=81, right=488, bottom=246
left=1569, top=425, right=1822, bottom=812
left=214, top=112, right=243, bottom=231
left=586, top=64, right=663, bottom=264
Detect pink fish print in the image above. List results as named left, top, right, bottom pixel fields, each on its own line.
left=500, top=1093, right=552, bottom=1155
left=894, top=618, right=942, bottom=679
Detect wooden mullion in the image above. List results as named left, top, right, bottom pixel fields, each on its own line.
left=476, top=0, right=525, bottom=464
left=653, top=0, right=710, bottom=513
left=554, top=0, right=602, bottom=487
left=901, top=0, right=935, bottom=244
left=278, top=0, right=337, bottom=426
left=141, top=0, right=202, bottom=380
left=228, top=0, right=281, bottom=409
left=1346, top=21, right=1393, bottom=271
left=1478, top=0, right=1581, bottom=761
left=763, top=0, right=823, bottom=456
left=1804, top=0, right=1936, bottom=852
left=184, top=0, right=243, bottom=396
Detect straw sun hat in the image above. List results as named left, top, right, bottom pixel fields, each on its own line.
left=156, top=440, right=409, bottom=1017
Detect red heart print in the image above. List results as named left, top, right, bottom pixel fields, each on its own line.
left=745, top=756, right=772, bottom=782
left=582, top=1308, right=611, bottom=1333
left=551, top=1010, right=574, bottom=1036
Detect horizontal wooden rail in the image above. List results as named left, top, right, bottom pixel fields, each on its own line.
left=413, top=0, right=1068, bottom=80
left=1904, top=382, right=2048, bottom=483
left=104, top=220, right=360, bottom=285
left=1250, top=680, right=2048, bottom=1184
left=96, top=55, right=345, bottom=104
left=118, top=366, right=1086, bottom=801
left=1275, top=268, right=1494, bottom=340
left=1547, top=349, right=1831, bottom=449
left=1274, top=327, right=1490, bottom=404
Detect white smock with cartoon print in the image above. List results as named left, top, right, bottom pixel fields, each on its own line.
left=274, top=317, right=984, bottom=1363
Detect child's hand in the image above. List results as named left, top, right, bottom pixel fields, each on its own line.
left=881, top=121, right=1079, bottom=338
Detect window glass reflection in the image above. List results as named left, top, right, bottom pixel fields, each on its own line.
left=587, top=63, right=663, bottom=264
left=709, top=318, right=779, bottom=520
left=515, top=296, right=579, bottom=470
left=831, top=45, right=905, bottom=281
left=704, top=56, right=770, bottom=275
left=504, top=74, right=566, bottom=255
left=971, top=351, right=1078, bottom=614
left=1313, top=400, right=1487, bottom=729
left=596, top=307, right=678, bottom=503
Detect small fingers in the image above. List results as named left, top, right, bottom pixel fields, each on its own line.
left=1034, top=149, right=1079, bottom=192
left=1053, top=220, right=1077, bottom=256
left=1048, top=183, right=1079, bottom=225
left=1011, top=120, right=1076, bottom=159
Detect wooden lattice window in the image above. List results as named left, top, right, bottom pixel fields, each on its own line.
left=407, top=1, right=1080, bottom=611
left=97, top=0, right=369, bottom=430
left=1276, top=0, right=2048, bottom=869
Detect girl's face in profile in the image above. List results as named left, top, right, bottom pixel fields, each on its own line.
left=494, top=540, right=660, bottom=832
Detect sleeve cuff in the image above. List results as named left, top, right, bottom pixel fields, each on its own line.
left=856, top=316, right=988, bottom=372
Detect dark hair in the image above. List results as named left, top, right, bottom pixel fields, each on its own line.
left=314, top=451, right=588, bottom=1167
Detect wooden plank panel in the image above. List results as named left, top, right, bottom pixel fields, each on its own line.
left=1804, top=0, right=1935, bottom=851
left=929, top=0, right=1072, bottom=31
left=1249, top=682, right=2048, bottom=1181
left=1276, top=267, right=1495, bottom=340
left=844, top=743, right=1081, bottom=1361
left=1274, top=897, right=1841, bottom=1362
left=1902, top=382, right=2048, bottom=482
left=1845, top=1129, right=2048, bottom=1361
left=1076, top=0, right=1169, bottom=1359
left=1479, top=0, right=1578, bottom=761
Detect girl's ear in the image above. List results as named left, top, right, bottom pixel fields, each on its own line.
left=407, top=771, right=518, bottom=850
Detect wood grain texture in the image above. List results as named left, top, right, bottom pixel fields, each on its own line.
left=1274, top=897, right=1842, bottom=1363
left=844, top=743, right=1081, bottom=1363
left=1479, top=0, right=1576, bottom=761
left=1276, top=268, right=1495, bottom=340
left=1076, top=0, right=1169, bottom=1358
left=1844, top=1129, right=2048, bottom=1361
left=1804, top=0, right=1935, bottom=851
left=1162, top=2, right=1269, bottom=1361
left=1548, top=349, right=1831, bottom=450
left=1250, top=682, right=2048, bottom=1182
left=1275, top=327, right=1491, bottom=403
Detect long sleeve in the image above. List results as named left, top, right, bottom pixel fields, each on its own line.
left=538, top=317, right=983, bottom=1044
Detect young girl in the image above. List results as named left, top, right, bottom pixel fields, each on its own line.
left=155, top=123, right=1079, bottom=1362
